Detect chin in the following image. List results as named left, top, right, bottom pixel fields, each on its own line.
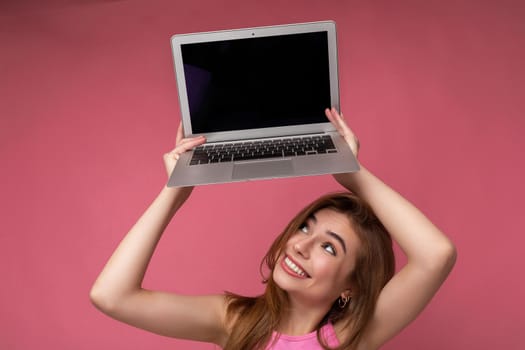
left=272, top=264, right=302, bottom=294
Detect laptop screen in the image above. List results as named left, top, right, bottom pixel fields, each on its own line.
left=180, top=31, right=331, bottom=134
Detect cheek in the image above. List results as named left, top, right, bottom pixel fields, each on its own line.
left=311, top=254, right=339, bottom=276
left=286, top=234, right=299, bottom=245
left=284, top=234, right=304, bottom=252
left=314, top=255, right=352, bottom=285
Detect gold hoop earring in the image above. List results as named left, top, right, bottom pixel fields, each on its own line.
left=338, top=295, right=350, bottom=309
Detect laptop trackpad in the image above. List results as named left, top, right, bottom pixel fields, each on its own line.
left=232, top=159, right=293, bottom=180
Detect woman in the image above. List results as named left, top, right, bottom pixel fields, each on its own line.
left=90, top=108, right=456, bottom=349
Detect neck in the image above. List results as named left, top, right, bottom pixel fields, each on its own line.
left=277, top=297, right=331, bottom=336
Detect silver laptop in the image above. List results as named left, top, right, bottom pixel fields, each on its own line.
left=167, top=21, right=359, bottom=187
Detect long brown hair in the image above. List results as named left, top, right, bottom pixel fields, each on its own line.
left=224, top=192, right=395, bottom=350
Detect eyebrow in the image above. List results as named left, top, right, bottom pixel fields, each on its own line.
left=309, top=214, right=347, bottom=254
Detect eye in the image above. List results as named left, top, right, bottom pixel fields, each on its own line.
left=322, top=243, right=336, bottom=256
left=299, top=222, right=309, bottom=233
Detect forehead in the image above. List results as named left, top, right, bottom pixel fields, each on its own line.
left=313, top=207, right=351, bottom=227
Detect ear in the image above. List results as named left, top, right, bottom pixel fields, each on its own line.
left=340, top=289, right=352, bottom=299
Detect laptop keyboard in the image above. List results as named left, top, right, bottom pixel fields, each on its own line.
left=189, top=135, right=337, bottom=165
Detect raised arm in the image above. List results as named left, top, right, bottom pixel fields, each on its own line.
left=89, top=125, right=230, bottom=346
left=325, top=108, right=457, bottom=349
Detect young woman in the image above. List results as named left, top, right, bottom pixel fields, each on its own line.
left=90, top=108, right=456, bottom=349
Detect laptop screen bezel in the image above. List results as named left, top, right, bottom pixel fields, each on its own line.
left=170, top=21, right=340, bottom=142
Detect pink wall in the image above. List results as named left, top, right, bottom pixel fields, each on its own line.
left=1, top=0, right=524, bottom=349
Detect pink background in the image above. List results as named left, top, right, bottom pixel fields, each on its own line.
left=1, top=0, right=524, bottom=349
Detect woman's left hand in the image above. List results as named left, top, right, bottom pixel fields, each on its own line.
left=325, top=107, right=360, bottom=158
left=163, top=122, right=206, bottom=179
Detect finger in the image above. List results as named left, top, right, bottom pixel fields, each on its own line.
left=325, top=107, right=349, bottom=135
left=325, top=107, right=345, bottom=127
left=175, top=121, right=184, bottom=145
left=330, top=107, right=357, bottom=138
left=177, top=135, right=206, bottom=148
left=181, top=136, right=206, bottom=149
left=331, top=107, right=346, bottom=126
left=325, top=108, right=340, bottom=131
left=178, top=134, right=204, bottom=143
left=167, top=135, right=206, bottom=158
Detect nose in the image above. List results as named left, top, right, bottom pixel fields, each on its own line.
left=293, top=235, right=314, bottom=258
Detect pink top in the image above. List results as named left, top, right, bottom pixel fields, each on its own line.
left=265, top=323, right=340, bottom=349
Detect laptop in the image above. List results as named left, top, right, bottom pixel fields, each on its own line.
left=167, top=20, right=359, bottom=187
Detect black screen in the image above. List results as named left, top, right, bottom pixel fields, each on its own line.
left=181, top=32, right=331, bottom=134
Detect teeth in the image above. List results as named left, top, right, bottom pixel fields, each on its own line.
left=284, top=257, right=307, bottom=277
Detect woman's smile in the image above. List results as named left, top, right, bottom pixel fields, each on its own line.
left=282, top=255, right=311, bottom=278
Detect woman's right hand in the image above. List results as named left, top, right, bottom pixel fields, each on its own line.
left=163, top=122, right=206, bottom=178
